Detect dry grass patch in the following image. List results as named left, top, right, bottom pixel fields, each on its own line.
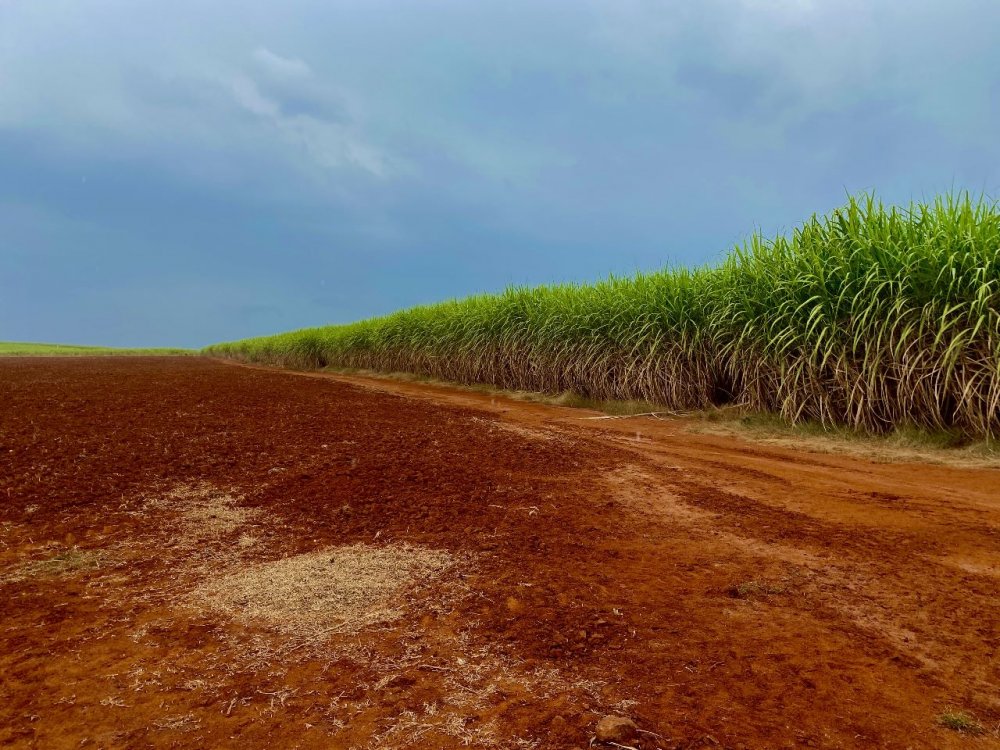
left=141, top=483, right=260, bottom=546
left=728, top=579, right=790, bottom=599
left=3, top=547, right=104, bottom=583
left=191, top=543, right=457, bottom=635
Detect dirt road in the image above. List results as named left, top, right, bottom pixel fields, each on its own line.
left=1, top=357, right=997, bottom=749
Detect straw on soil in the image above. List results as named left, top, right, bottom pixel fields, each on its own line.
left=141, top=483, right=259, bottom=545
left=2, top=547, right=104, bottom=583
left=192, top=543, right=457, bottom=635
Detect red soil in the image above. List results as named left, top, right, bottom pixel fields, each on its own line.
left=1, top=357, right=997, bottom=749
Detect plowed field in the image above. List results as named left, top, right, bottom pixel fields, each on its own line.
left=1, top=357, right=997, bottom=749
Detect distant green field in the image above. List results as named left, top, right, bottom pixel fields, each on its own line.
left=0, top=342, right=192, bottom=356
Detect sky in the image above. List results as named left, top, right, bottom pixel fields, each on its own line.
left=2, top=0, right=999, bottom=348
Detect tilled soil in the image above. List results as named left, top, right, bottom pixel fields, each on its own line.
left=1, top=357, right=998, bottom=750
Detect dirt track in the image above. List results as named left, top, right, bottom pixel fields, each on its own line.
left=1, top=357, right=998, bottom=749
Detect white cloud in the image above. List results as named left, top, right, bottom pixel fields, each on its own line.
left=253, top=47, right=312, bottom=78
left=280, top=115, right=388, bottom=177
left=226, top=62, right=389, bottom=178
left=0, top=2, right=394, bottom=185
left=230, top=75, right=281, bottom=118
left=224, top=47, right=393, bottom=178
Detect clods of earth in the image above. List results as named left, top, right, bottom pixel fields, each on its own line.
left=1, top=357, right=998, bottom=749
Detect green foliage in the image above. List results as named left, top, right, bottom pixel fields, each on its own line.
left=206, top=193, right=1000, bottom=437
left=937, top=711, right=985, bottom=734
left=0, top=342, right=192, bottom=356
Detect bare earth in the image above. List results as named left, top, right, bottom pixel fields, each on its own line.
left=1, top=357, right=997, bottom=749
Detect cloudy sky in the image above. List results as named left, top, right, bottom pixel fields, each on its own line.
left=2, top=0, right=998, bottom=347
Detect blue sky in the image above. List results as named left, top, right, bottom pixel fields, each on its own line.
left=2, top=0, right=998, bottom=347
